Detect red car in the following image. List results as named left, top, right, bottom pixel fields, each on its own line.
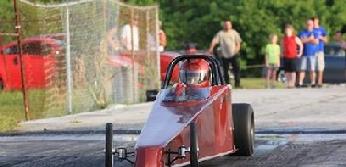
left=160, top=51, right=180, bottom=82
left=0, top=35, right=63, bottom=90
left=106, top=54, right=255, bottom=166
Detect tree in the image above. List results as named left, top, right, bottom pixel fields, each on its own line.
left=122, top=0, right=157, bottom=5
left=0, top=0, right=15, bottom=44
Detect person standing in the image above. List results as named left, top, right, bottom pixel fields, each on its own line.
left=298, top=19, right=319, bottom=87
left=121, top=16, right=140, bottom=51
left=281, top=24, right=303, bottom=88
left=265, top=34, right=280, bottom=88
left=208, top=20, right=242, bottom=88
left=312, top=17, right=328, bottom=88
left=333, top=31, right=346, bottom=49
left=159, top=21, right=167, bottom=52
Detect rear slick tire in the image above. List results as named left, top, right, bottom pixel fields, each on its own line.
left=232, top=103, right=255, bottom=156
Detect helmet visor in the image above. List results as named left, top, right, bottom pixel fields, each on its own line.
left=180, top=70, right=208, bottom=85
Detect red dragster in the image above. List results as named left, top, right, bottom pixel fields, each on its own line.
left=106, top=54, right=255, bottom=166
left=0, top=34, right=64, bottom=90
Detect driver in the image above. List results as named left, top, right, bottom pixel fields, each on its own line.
left=168, top=59, right=210, bottom=101
left=169, top=43, right=211, bottom=101
left=179, top=59, right=210, bottom=88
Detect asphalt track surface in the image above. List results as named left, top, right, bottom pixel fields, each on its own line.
left=1, top=133, right=346, bottom=167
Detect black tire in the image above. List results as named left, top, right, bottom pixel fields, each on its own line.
left=189, top=122, right=199, bottom=167
left=146, top=89, right=158, bottom=101
left=105, top=123, right=113, bottom=167
left=232, top=103, right=255, bottom=156
left=0, top=79, right=4, bottom=91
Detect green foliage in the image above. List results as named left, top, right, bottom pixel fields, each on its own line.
left=124, top=0, right=157, bottom=5
left=0, top=0, right=15, bottom=43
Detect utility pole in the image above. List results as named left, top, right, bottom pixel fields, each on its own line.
left=13, top=0, right=30, bottom=120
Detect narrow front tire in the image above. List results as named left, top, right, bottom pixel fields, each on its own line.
left=189, top=122, right=199, bottom=167
left=105, top=123, right=113, bottom=167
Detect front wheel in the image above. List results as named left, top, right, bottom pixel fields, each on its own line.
left=105, top=123, right=113, bottom=167
left=189, top=122, right=199, bottom=167
left=232, top=103, right=255, bottom=156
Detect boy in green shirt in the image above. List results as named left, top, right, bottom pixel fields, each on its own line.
left=265, top=34, right=281, bottom=88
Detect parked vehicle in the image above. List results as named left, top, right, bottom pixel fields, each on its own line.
left=160, top=51, right=180, bottom=82
left=0, top=35, right=63, bottom=90
left=324, top=44, right=346, bottom=83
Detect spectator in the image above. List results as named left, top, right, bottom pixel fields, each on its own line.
left=333, top=31, right=346, bottom=81
left=208, top=20, right=242, bottom=88
left=107, top=25, right=120, bottom=54
left=121, top=16, right=140, bottom=51
left=312, top=16, right=328, bottom=88
left=159, top=21, right=167, bottom=52
left=147, top=21, right=167, bottom=52
left=281, top=24, right=303, bottom=88
left=298, top=19, right=319, bottom=87
left=147, top=32, right=156, bottom=51
left=333, top=31, right=346, bottom=49
left=265, top=34, right=280, bottom=88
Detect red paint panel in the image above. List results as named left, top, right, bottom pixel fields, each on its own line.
left=135, top=146, right=164, bottom=167
left=4, top=55, right=22, bottom=89
left=24, top=55, right=44, bottom=88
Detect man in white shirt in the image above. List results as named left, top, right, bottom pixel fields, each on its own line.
left=121, top=17, right=140, bottom=51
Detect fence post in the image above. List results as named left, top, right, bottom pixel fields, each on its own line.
left=65, top=6, right=73, bottom=114
left=155, top=6, right=160, bottom=90
left=13, top=0, right=30, bottom=120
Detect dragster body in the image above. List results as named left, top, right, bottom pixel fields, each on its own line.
left=135, top=85, right=234, bottom=166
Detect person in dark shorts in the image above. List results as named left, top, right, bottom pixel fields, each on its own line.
left=281, top=24, right=303, bottom=88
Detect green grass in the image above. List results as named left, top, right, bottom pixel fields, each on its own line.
left=0, top=90, right=62, bottom=132
left=0, top=91, right=26, bottom=132
left=233, top=77, right=286, bottom=89
left=0, top=88, right=106, bottom=132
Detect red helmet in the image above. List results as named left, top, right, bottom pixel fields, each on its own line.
left=179, top=59, right=210, bottom=87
